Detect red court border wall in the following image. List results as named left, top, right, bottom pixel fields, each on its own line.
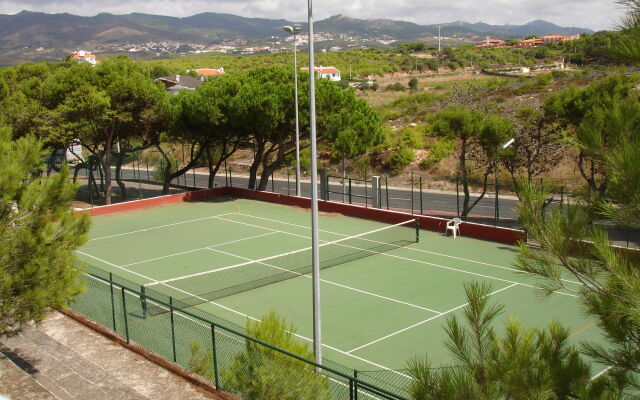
left=79, top=187, right=226, bottom=217
left=78, top=186, right=525, bottom=245
left=224, top=187, right=525, bottom=245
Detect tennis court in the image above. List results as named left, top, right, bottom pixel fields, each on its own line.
left=75, top=195, right=604, bottom=375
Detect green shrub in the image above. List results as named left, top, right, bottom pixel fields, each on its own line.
left=535, top=73, right=553, bottom=86
left=385, top=82, right=406, bottom=91
left=408, top=77, right=419, bottom=91
left=188, top=341, right=213, bottom=382
left=389, top=147, right=415, bottom=173
left=153, top=154, right=179, bottom=182
left=421, top=138, right=454, bottom=169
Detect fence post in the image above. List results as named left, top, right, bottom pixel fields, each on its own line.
left=385, top=176, right=389, bottom=210
left=456, top=176, right=460, bottom=217
left=271, top=173, right=275, bottom=193
left=320, top=168, right=328, bottom=201
left=354, top=370, right=359, bottom=400
left=193, top=167, right=196, bottom=187
left=495, top=173, right=499, bottom=225
left=137, top=161, right=143, bottom=199
left=146, top=161, right=150, bottom=181
left=211, top=323, right=220, bottom=389
left=170, top=297, right=177, bottom=363
left=419, top=176, right=423, bottom=214
left=371, top=176, right=380, bottom=208
left=560, top=186, right=564, bottom=210
left=378, top=178, right=382, bottom=209
left=411, top=172, right=414, bottom=214
left=287, top=170, right=291, bottom=196
left=349, top=178, right=352, bottom=204
left=140, top=285, right=147, bottom=318
left=121, top=287, right=129, bottom=344
left=109, top=273, right=116, bottom=331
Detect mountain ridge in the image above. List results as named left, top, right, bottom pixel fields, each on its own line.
left=0, top=10, right=594, bottom=65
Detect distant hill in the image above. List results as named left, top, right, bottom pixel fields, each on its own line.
left=0, top=10, right=594, bottom=65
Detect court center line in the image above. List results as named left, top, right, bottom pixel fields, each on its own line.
left=238, top=213, right=579, bottom=297
left=121, top=231, right=278, bottom=267
left=346, top=283, right=519, bottom=354
left=75, top=249, right=405, bottom=373
left=89, top=211, right=238, bottom=241
left=206, top=247, right=443, bottom=314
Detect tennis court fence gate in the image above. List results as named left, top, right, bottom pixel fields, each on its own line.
left=69, top=266, right=412, bottom=400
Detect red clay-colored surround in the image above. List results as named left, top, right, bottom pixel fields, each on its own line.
left=79, top=187, right=525, bottom=245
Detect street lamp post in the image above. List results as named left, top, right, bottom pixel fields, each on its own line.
left=283, top=25, right=302, bottom=197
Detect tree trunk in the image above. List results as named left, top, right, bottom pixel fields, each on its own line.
left=206, top=147, right=215, bottom=189
left=248, top=140, right=265, bottom=190
left=102, top=132, right=114, bottom=205
left=115, top=150, right=127, bottom=201
left=460, top=139, right=471, bottom=218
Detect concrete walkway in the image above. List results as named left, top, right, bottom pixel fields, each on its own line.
left=0, top=312, right=225, bottom=400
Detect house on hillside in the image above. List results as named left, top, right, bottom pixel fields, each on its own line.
left=473, top=39, right=506, bottom=49
left=190, top=68, right=225, bottom=79
left=69, top=50, right=99, bottom=65
left=300, top=66, right=341, bottom=81
left=154, top=75, right=202, bottom=95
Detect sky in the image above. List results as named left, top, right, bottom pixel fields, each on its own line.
left=0, top=0, right=627, bottom=31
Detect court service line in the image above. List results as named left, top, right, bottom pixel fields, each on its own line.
left=121, top=231, right=278, bottom=267
left=207, top=247, right=443, bottom=314
left=75, top=249, right=404, bottom=373
left=217, top=213, right=578, bottom=298
left=89, top=212, right=238, bottom=241
left=346, top=283, right=519, bottom=354
left=239, top=212, right=584, bottom=287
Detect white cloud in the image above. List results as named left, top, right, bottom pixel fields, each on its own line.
left=0, top=0, right=627, bottom=30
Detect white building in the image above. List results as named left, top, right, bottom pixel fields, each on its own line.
left=301, top=66, right=341, bottom=81
left=69, top=50, right=98, bottom=65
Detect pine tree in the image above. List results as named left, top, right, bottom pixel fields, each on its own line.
left=0, top=127, right=90, bottom=336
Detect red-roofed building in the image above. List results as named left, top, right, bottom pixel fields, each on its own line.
left=300, top=66, right=341, bottom=81
left=69, top=50, right=98, bottom=65
left=193, top=68, right=225, bottom=78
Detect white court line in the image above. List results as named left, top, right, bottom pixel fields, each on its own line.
left=591, top=366, right=613, bottom=381
left=75, top=249, right=404, bottom=373
left=121, top=231, right=278, bottom=267
left=89, top=212, right=238, bottom=241
left=207, top=247, right=442, bottom=314
left=238, top=212, right=584, bottom=291
left=147, top=217, right=414, bottom=287
left=346, top=283, right=519, bottom=354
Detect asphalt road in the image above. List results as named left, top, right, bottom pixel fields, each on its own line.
left=111, top=167, right=520, bottom=221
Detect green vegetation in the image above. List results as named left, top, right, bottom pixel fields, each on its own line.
left=222, top=312, right=330, bottom=400
left=408, top=282, right=611, bottom=399
left=0, top=128, right=90, bottom=336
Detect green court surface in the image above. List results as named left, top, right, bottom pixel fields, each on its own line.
left=76, top=196, right=604, bottom=374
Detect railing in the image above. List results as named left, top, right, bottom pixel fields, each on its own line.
left=70, top=265, right=412, bottom=400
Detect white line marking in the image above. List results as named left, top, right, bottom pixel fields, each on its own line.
left=89, top=212, right=237, bottom=241
left=121, top=231, right=278, bottom=267
left=75, top=250, right=405, bottom=374
left=346, top=283, right=518, bottom=354
left=146, top=217, right=415, bottom=287
left=206, top=247, right=442, bottom=314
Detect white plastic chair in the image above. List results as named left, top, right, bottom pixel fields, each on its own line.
left=446, top=218, right=462, bottom=238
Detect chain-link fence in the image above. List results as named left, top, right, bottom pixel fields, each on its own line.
left=70, top=265, right=414, bottom=400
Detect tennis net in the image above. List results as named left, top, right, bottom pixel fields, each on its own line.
left=141, top=218, right=419, bottom=316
